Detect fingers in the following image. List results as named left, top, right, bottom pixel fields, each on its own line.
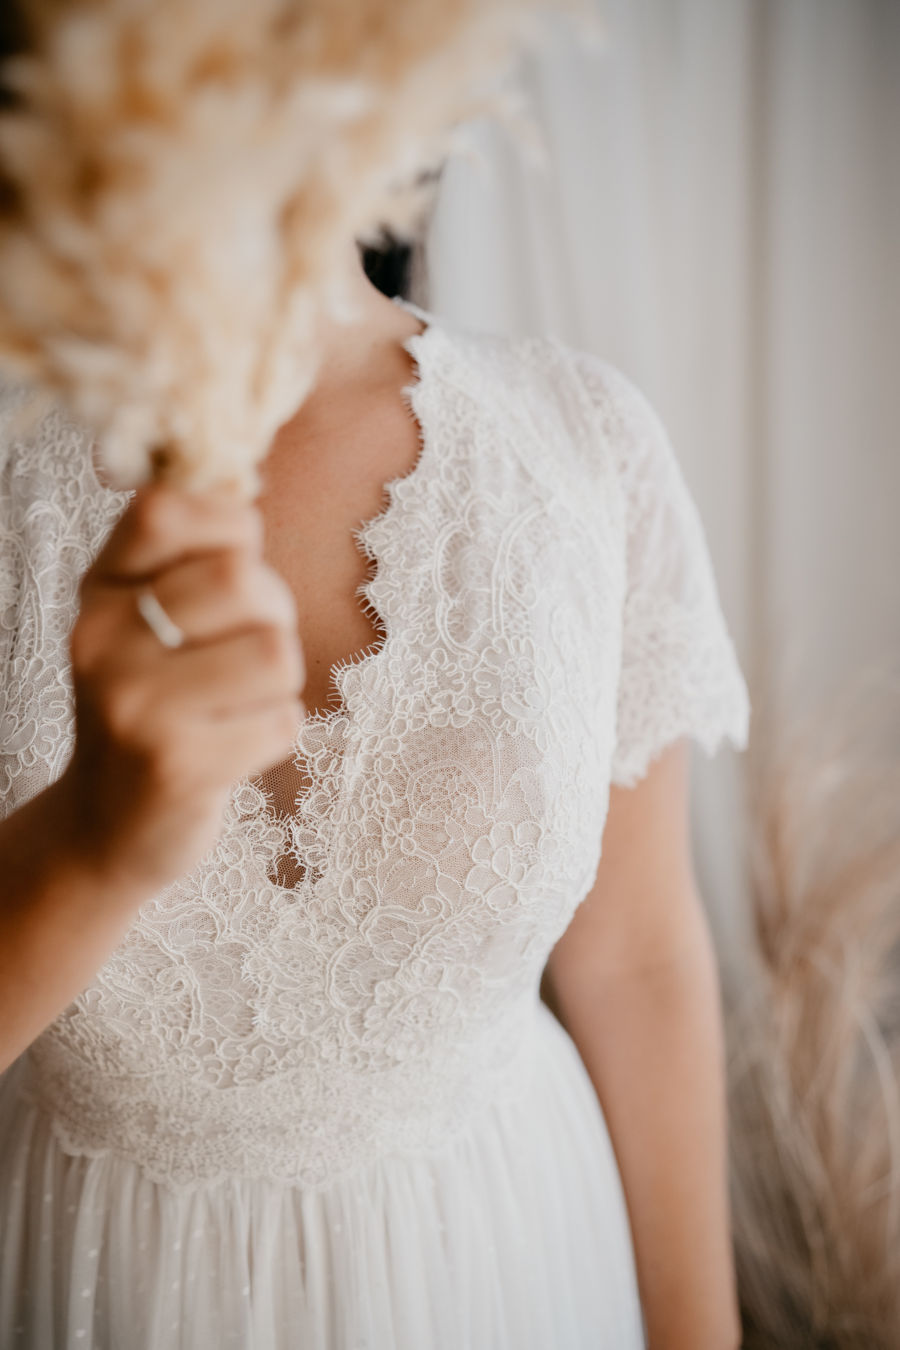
left=69, top=479, right=309, bottom=804
left=211, top=698, right=309, bottom=781
left=74, top=550, right=300, bottom=669
left=136, top=550, right=297, bottom=647
left=88, top=482, right=263, bottom=585
left=138, top=695, right=309, bottom=800
left=90, top=623, right=305, bottom=743
left=153, top=623, right=306, bottom=719
left=72, top=481, right=306, bottom=707
left=61, top=484, right=312, bottom=891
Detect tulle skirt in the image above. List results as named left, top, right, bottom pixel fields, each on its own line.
left=0, top=1003, right=646, bottom=1349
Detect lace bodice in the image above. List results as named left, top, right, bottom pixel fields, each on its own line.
left=0, top=301, right=750, bottom=1191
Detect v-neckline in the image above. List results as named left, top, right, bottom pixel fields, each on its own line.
left=296, top=294, right=437, bottom=734
left=239, top=295, right=441, bottom=848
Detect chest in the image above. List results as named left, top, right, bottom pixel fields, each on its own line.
left=6, top=341, right=626, bottom=882
left=255, top=372, right=424, bottom=725
left=242, top=374, right=426, bottom=865
left=245, top=384, right=626, bottom=896
left=12, top=346, right=633, bottom=1111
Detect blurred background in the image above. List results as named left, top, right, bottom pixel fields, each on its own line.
left=367, top=0, right=900, bottom=994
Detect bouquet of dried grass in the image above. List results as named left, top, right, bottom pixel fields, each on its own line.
left=0, top=0, right=599, bottom=497
left=727, top=665, right=900, bottom=1348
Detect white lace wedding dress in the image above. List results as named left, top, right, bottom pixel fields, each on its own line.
left=0, top=296, right=750, bottom=1349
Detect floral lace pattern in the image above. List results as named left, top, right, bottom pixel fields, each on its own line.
left=0, top=300, right=749, bottom=1191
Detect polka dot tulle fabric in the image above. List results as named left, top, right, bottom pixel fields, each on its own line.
left=0, top=298, right=748, bottom=1347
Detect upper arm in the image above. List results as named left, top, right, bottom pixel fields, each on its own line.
left=543, top=347, right=750, bottom=994
left=544, top=738, right=712, bottom=994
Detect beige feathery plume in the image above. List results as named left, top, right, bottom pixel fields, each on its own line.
left=727, top=665, right=900, bottom=1348
left=0, top=0, right=602, bottom=497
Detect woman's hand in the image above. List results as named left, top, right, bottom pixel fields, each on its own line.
left=61, top=480, right=307, bottom=893
left=0, top=479, right=308, bottom=1071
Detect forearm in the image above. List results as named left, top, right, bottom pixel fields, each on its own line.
left=549, top=926, right=741, bottom=1350
left=0, top=773, right=153, bottom=1074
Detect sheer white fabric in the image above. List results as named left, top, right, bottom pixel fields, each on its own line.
left=0, top=296, right=749, bottom=1347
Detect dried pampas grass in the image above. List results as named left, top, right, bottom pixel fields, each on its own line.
left=726, top=664, right=900, bottom=1348
left=0, top=0, right=600, bottom=496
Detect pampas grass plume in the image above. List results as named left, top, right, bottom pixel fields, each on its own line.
left=0, top=0, right=601, bottom=496
left=728, top=665, right=900, bottom=1347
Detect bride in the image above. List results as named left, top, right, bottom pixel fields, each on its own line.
left=0, top=234, right=748, bottom=1348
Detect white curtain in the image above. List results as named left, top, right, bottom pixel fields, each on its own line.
left=410, top=0, right=900, bottom=984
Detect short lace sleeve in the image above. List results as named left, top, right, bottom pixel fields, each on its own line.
left=574, top=352, right=750, bottom=789
left=0, top=373, right=130, bottom=818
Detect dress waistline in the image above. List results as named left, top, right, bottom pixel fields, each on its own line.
left=17, top=1011, right=541, bottom=1193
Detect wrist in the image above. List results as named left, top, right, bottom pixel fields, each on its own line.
left=20, top=769, right=154, bottom=913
